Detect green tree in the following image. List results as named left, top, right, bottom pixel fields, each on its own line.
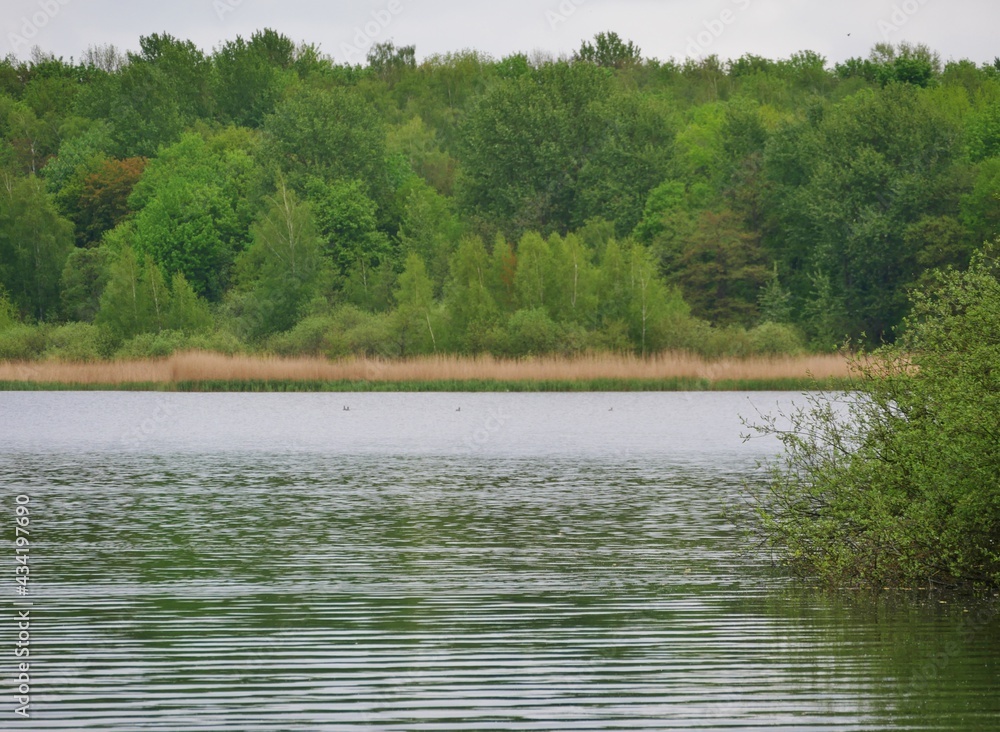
left=575, top=32, right=642, bottom=69
left=0, top=175, right=73, bottom=319
left=80, top=54, right=192, bottom=157
left=458, top=62, right=612, bottom=236
left=664, top=210, right=769, bottom=325
left=398, top=180, right=462, bottom=293
left=744, top=247, right=1000, bottom=588
left=392, top=252, right=437, bottom=356
left=764, top=82, right=962, bottom=340
left=166, top=272, right=213, bottom=333
left=214, top=30, right=295, bottom=128
left=547, top=232, right=597, bottom=325
left=487, top=234, right=518, bottom=313
left=962, top=158, right=1000, bottom=246
left=60, top=246, right=110, bottom=322
left=460, top=62, right=671, bottom=236
left=41, top=122, right=114, bottom=193
left=306, top=178, right=392, bottom=281
left=235, top=183, right=327, bottom=338
left=129, top=131, right=261, bottom=299
left=367, top=41, right=417, bottom=84
left=263, top=86, right=387, bottom=199
left=386, top=115, right=457, bottom=196
left=757, top=265, right=793, bottom=325
left=444, top=236, right=498, bottom=352
left=504, top=307, right=561, bottom=356
left=96, top=246, right=168, bottom=339
left=627, top=243, right=684, bottom=355
left=513, top=231, right=552, bottom=311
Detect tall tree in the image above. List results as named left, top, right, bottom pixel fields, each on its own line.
left=575, top=32, right=642, bottom=69
left=214, top=29, right=295, bottom=128
left=444, top=236, right=498, bottom=352
left=0, top=175, right=73, bottom=319
left=235, top=183, right=327, bottom=338
left=263, top=86, right=387, bottom=199
left=129, top=131, right=261, bottom=300
left=392, top=252, right=437, bottom=356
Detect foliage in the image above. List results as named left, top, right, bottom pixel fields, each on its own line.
left=1, top=36, right=999, bottom=360
left=263, top=86, right=387, bottom=201
left=233, top=184, right=328, bottom=339
left=129, top=130, right=261, bottom=299
left=0, top=323, right=49, bottom=361
left=60, top=246, right=110, bottom=321
left=744, top=248, right=1000, bottom=588
left=459, top=61, right=670, bottom=237
left=575, top=32, right=642, bottom=69
left=0, top=175, right=73, bottom=319
left=96, top=246, right=212, bottom=340
left=214, top=30, right=295, bottom=128
left=391, top=252, right=438, bottom=356
left=43, top=322, right=107, bottom=362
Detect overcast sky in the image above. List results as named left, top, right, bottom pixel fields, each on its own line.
left=4, top=0, right=997, bottom=67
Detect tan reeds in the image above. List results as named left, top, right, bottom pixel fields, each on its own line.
left=0, top=351, right=852, bottom=385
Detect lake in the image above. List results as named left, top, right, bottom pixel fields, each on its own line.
left=2, top=392, right=998, bottom=730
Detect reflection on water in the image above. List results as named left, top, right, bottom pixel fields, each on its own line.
left=1, top=392, right=997, bottom=730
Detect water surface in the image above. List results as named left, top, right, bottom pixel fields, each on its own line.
left=2, top=392, right=997, bottom=730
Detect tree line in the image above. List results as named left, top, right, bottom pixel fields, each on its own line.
left=1, top=31, right=999, bottom=361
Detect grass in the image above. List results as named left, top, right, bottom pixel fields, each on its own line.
left=0, top=351, right=853, bottom=391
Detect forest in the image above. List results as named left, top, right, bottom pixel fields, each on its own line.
left=1, top=31, right=999, bottom=363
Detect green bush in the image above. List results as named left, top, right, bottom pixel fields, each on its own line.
left=744, top=248, right=1000, bottom=588
left=325, top=306, right=394, bottom=359
left=587, top=319, right=632, bottom=354
left=265, top=306, right=395, bottom=359
left=43, top=323, right=107, bottom=362
left=0, top=325, right=50, bottom=361
left=268, top=315, right=336, bottom=356
left=184, top=329, right=246, bottom=356
left=115, top=330, right=191, bottom=359
left=747, top=322, right=806, bottom=356
left=503, top=308, right=561, bottom=357
left=652, top=319, right=804, bottom=359
left=0, top=290, right=18, bottom=331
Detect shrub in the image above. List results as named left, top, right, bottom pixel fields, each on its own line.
left=744, top=248, right=1000, bottom=588
left=115, top=330, right=190, bottom=359
left=0, top=290, right=18, bottom=330
left=268, top=315, right=336, bottom=356
left=325, top=306, right=394, bottom=359
left=747, top=322, right=806, bottom=356
left=43, top=323, right=106, bottom=362
left=0, top=325, right=50, bottom=361
left=184, top=329, right=246, bottom=356
left=503, top=308, right=561, bottom=357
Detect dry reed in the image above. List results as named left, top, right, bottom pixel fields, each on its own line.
left=0, top=351, right=852, bottom=385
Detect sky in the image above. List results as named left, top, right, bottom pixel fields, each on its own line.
left=3, top=0, right=998, bottom=67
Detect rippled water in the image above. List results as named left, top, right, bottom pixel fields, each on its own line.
left=2, top=392, right=998, bottom=730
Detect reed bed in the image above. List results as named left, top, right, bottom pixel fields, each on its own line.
left=0, top=351, right=852, bottom=389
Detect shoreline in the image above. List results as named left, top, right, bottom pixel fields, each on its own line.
left=0, top=377, right=852, bottom=392
left=0, top=351, right=853, bottom=392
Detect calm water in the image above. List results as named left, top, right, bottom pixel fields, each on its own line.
left=2, top=392, right=998, bottom=731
